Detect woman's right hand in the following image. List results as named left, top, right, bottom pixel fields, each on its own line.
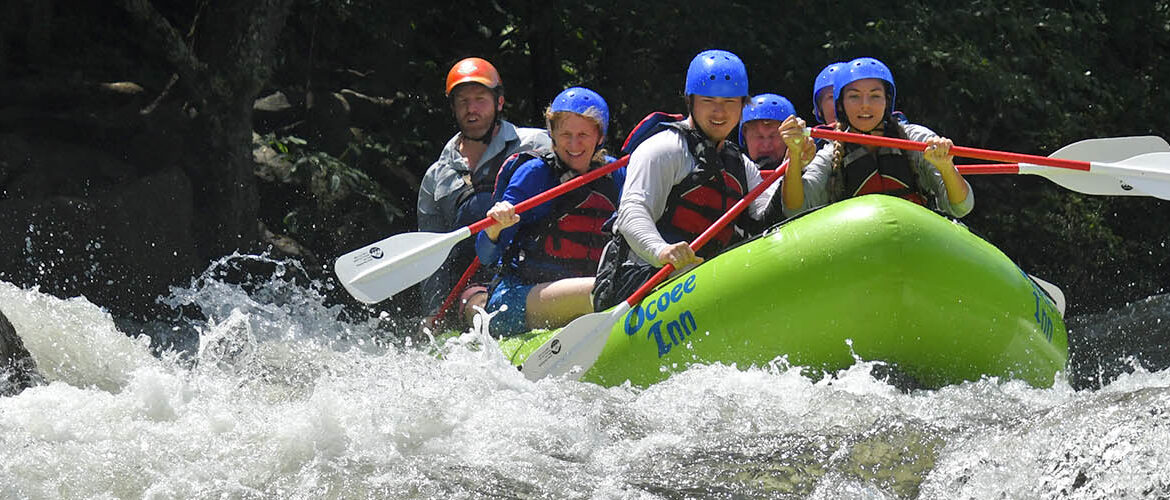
left=657, top=241, right=703, bottom=269
left=484, top=201, right=520, bottom=241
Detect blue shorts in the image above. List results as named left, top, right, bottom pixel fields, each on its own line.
left=486, top=275, right=536, bottom=337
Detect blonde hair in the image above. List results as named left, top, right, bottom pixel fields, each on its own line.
left=544, top=107, right=608, bottom=164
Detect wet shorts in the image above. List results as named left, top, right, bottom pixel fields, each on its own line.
left=486, top=275, right=535, bottom=337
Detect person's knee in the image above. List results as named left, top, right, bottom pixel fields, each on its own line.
left=461, top=290, right=489, bottom=325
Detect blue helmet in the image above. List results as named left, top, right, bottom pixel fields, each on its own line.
left=739, top=93, right=795, bottom=145
left=741, top=93, right=796, bottom=125
left=812, top=62, right=846, bottom=123
left=833, top=57, right=896, bottom=113
left=550, top=86, right=609, bottom=136
left=685, top=49, right=749, bottom=98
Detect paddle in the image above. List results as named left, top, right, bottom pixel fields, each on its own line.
left=335, top=155, right=631, bottom=304
left=808, top=129, right=1170, bottom=200
left=427, top=257, right=481, bottom=328
left=520, top=161, right=790, bottom=381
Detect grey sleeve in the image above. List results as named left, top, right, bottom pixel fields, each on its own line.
left=417, top=162, right=443, bottom=232
left=614, top=134, right=691, bottom=267
left=522, top=129, right=553, bottom=151
left=782, top=144, right=836, bottom=218
left=904, top=124, right=974, bottom=217
left=742, top=155, right=775, bottom=220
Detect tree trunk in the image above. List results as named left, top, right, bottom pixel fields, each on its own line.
left=117, top=0, right=293, bottom=259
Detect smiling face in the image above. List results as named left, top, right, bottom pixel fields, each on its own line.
left=551, top=113, right=603, bottom=174
left=451, top=83, right=503, bottom=139
left=839, top=78, right=887, bottom=132
left=742, top=119, right=786, bottom=163
left=690, top=95, right=744, bottom=144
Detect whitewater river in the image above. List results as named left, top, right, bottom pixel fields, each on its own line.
left=2, top=256, right=1168, bottom=499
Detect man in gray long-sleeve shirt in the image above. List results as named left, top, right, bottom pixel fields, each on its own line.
left=593, top=49, right=778, bottom=311
left=416, top=57, right=550, bottom=319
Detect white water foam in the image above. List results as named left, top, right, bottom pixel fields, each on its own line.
left=2, top=263, right=1169, bottom=498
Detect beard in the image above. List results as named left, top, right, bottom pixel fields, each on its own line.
left=458, top=107, right=498, bottom=142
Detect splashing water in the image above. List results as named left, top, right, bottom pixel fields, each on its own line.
left=1, top=256, right=1169, bottom=499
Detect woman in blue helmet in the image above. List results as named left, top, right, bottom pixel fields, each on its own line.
left=592, top=49, right=778, bottom=311
left=475, top=87, right=625, bottom=336
left=778, top=57, right=973, bottom=218
left=740, top=93, right=798, bottom=169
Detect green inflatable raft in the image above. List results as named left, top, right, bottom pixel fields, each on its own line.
left=498, top=195, right=1069, bottom=389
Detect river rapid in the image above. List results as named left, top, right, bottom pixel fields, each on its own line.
left=1, top=255, right=1168, bottom=499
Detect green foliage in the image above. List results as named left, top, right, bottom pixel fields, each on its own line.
left=261, top=133, right=405, bottom=237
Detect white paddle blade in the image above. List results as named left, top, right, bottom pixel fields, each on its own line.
left=333, top=228, right=471, bottom=304
left=1022, top=166, right=1149, bottom=197
left=520, top=304, right=628, bottom=381
left=1050, top=136, right=1170, bottom=163
left=1022, top=152, right=1170, bottom=200
left=1028, top=274, right=1067, bottom=317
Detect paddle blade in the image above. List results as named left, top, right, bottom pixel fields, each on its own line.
left=1022, top=167, right=1148, bottom=197
left=1115, top=152, right=1170, bottom=200
left=334, top=228, right=471, bottom=304
left=1050, top=136, right=1170, bottom=163
left=520, top=305, right=627, bottom=381
left=1028, top=274, right=1067, bottom=317
left=1021, top=152, right=1170, bottom=200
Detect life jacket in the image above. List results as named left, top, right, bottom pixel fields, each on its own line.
left=451, top=150, right=514, bottom=228
left=641, top=120, right=750, bottom=258
left=835, top=141, right=929, bottom=206
left=496, top=151, right=621, bottom=283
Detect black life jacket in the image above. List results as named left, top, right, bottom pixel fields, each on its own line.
left=451, top=150, right=513, bottom=228
left=834, top=142, right=929, bottom=206
left=653, top=122, right=751, bottom=259
left=498, top=152, right=621, bottom=283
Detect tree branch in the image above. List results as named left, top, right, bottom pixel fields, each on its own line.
left=114, top=0, right=212, bottom=103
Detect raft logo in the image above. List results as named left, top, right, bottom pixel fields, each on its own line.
left=624, top=275, right=700, bottom=357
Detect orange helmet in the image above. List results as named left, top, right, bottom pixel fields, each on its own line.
left=445, top=57, right=502, bottom=96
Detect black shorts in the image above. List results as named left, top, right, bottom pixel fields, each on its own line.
left=591, top=238, right=658, bottom=311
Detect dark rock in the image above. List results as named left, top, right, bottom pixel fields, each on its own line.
left=0, top=307, right=40, bottom=397
left=252, top=132, right=295, bottom=183
left=260, top=221, right=317, bottom=265
left=0, top=167, right=201, bottom=318
left=253, top=89, right=305, bottom=134
left=0, top=133, right=135, bottom=200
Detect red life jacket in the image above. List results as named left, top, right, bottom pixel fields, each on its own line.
left=499, top=152, right=621, bottom=283
left=654, top=122, right=751, bottom=259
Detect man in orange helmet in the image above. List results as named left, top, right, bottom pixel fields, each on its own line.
left=417, top=57, right=551, bottom=322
